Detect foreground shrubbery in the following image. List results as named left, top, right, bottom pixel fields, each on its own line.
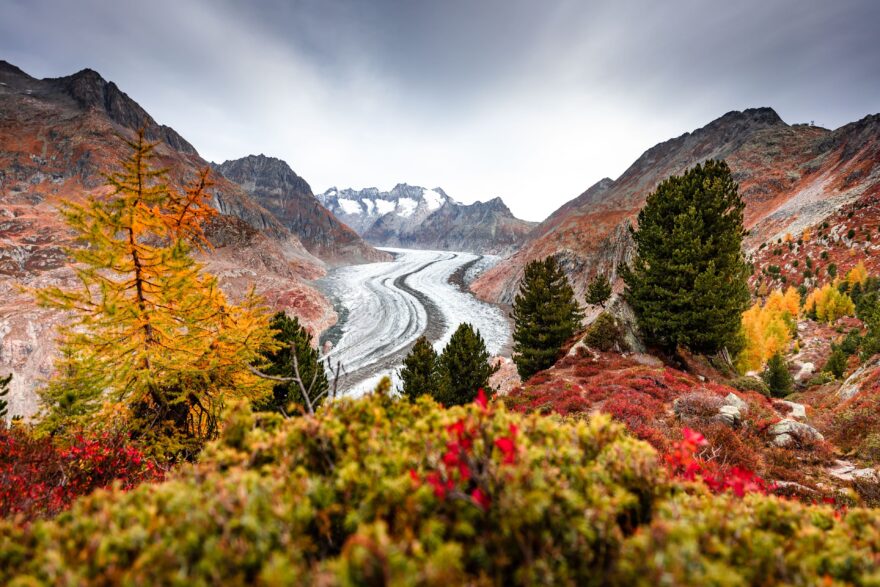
left=0, top=425, right=161, bottom=520
left=3, top=391, right=880, bottom=585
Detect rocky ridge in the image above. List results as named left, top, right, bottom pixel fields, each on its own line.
left=0, top=61, right=337, bottom=418
left=318, top=183, right=536, bottom=254
left=473, top=107, right=880, bottom=304
left=215, top=155, right=389, bottom=265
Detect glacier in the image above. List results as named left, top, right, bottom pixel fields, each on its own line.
left=316, top=248, right=511, bottom=395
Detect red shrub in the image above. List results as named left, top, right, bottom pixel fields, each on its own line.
left=0, top=425, right=163, bottom=520
left=666, top=428, right=772, bottom=497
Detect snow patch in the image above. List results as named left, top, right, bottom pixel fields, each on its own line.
left=337, top=198, right=363, bottom=215
left=422, top=188, right=446, bottom=211
left=375, top=199, right=396, bottom=215
left=396, top=197, right=418, bottom=217
left=361, top=198, right=375, bottom=215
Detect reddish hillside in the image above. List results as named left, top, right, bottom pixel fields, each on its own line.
left=0, top=61, right=337, bottom=418
left=215, top=155, right=389, bottom=265
left=473, top=108, right=880, bottom=304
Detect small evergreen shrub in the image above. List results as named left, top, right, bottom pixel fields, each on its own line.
left=730, top=376, right=770, bottom=396
left=762, top=352, right=793, bottom=397
left=583, top=312, right=626, bottom=352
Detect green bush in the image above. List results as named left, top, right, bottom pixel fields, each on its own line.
left=762, top=351, right=794, bottom=397
left=0, top=392, right=660, bottom=585
left=729, top=375, right=770, bottom=396
left=824, top=346, right=849, bottom=380
left=583, top=312, right=627, bottom=352
left=4, top=391, right=880, bottom=585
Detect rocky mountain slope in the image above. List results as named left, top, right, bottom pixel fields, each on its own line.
left=318, top=184, right=535, bottom=254
left=214, top=155, right=389, bottom=265
left=472, top=107, right=880, bottom=304
left=0, top=61, right=336, bottom=418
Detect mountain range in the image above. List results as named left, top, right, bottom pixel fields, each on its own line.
left=472, top=107, right=880, bottom=304
left=0, top=61, right=365, bottom=415
left=318, top=184, right=536, bottom=254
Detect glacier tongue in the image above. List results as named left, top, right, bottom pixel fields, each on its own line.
left=316, top=248, right=511, bottom=396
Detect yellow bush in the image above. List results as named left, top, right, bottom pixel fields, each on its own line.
left=847, top=261, right=868, bottom=287
left=737, top=287, right=799, bottom=373
left=804, top=283, right=855, bottom=323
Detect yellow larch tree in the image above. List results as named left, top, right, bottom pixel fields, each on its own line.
left=737, top=287, right=800, bottom=373
left=35, top=131, right=275, bottom=458
left=804, top=283, right=856, bottom=324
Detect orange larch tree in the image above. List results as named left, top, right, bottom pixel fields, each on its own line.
left=35, top=131, right=274, bottom=458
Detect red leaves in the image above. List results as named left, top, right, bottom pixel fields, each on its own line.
left=470, top=488, right=491, bottom=510
left=410, top=391, right=519, bottom=512
left=0, top=426, right=162, bottom=521
left=475, top=388, right=488, bottom=410
left=666, top=428, right=772, bottom=498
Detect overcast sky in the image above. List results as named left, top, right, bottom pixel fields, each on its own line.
left=2, top=0, right=879, bottom=221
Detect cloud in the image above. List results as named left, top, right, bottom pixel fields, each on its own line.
left=1, top=0, right=879, bottom=221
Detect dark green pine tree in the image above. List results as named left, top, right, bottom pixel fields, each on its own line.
left=255, top=312, right=328, bottom=415
left=0, top=373, right=11, bottom=420
left=511, top=257, right=584, bottom=380
left=763, top=351, right=793, bottom=397
left=586, top=273, right=613, bottom=308
left=399, top=336, right=440, bottom=401
left=621, top=160, right=751, bottom=354
left=436, top=323, right=499, bottom=406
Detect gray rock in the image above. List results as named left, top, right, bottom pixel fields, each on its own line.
left=838, top=356, right=880, bottom=401
left=769, top=418, right=824, bottom=447
left=777, top=400, right=807, bottom=420
left=773, top=433, right=795, bottom=448
left=793, top=361, right=815, bottom=383
left=717, top=404, right=742, bottom=427
left=828, top=460, right=879, bottom=482
left=723, top=392, right=748, bottom=412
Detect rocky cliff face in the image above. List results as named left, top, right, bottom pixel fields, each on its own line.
left=318, top=184, right=535, bottom=254
left=215, top=155, right=389, bottom=265
left=472, top=107, right=880, bottom=304
left=0, top=61, right=336, bottom=419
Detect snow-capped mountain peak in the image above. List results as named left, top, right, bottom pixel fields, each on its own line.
left=317, top=183, right=535, bottom=254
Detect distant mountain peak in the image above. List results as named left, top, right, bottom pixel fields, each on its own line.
left=318, top=184, right=534, bottom=254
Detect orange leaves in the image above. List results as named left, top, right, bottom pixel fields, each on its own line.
left=846, top=261, right=868, bottom=287
left=738, top=287, right=799, bottom=373
left=34, top=129, right=273, bottom=452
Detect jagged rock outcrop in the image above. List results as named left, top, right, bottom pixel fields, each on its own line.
left=215, top=155, right=389, bottom=265
left=473, top=107, right=880, bottom=304
left=318, top=183, right=535, bottom=254
left=0, top=61, right=335, bottom=419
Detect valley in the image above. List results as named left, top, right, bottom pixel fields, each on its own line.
left=317, top=249, right=510, bottom=393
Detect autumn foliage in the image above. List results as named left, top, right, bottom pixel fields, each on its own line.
left=0, top=424, right=161, bottom=521
left=34, top=132, right=274, bottom=458
left=804, top=282, right=855, bottom=323
left=737, top=287, right=799, bottom=372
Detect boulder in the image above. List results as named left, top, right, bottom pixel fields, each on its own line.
left=828, top=460, right=879, bottom=483
left=769, top=418, right=824, bottom=447
left=717, top=405, right=742, bottom=427
left=793, top=361, right=815, bottom=383
left=776, top=400, right=807, bottom=420
left=838, top=356, right=880, bottom=401
left=723, top=392, right=748, bottom=412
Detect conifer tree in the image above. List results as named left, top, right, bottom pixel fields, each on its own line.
left=35, top=130, right=274, bottom=457
left=823, top=346, right=848, bottom=380
left=622, top=160, right=750, bottom=354
left=511, top=257, right=584, bottom=379
left=586, top=273, right=612, bottom=308
left=436, top=323, right=498, bottom=406
left=399, top=336, right=440, bottom=401
left=0, top=373, right=11, bottom=421
left=762, top=351, right=794, bottom=397
left=254, top=312, right=328, bottom=415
